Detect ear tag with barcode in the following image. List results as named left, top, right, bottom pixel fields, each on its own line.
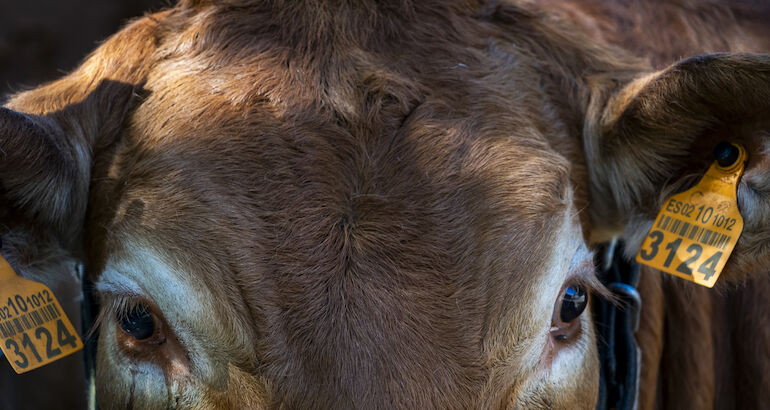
left=0, top=253, right=83, bottom=373
left=636, top=143, right=748, bottom=288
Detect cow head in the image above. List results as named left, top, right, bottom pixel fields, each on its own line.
left=1, top=2, right=769, bottom=408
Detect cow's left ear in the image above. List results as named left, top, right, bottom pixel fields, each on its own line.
left=0, top=80, right=139, bottom=282
left=584, top=53, right=770, bottom=282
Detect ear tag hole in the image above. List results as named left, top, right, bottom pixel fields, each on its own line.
left=714, top=142, right=741, bottom=170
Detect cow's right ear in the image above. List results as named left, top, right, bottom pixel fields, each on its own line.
left=0, top=80, right=139, bottom=268
left=584, top=53, right=770, bottom=282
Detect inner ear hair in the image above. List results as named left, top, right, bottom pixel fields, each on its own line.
left=584, top=53, right=770, bottom=237
left=0, top=80, right=141, bottom=252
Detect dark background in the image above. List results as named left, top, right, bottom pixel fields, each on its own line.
left=0, top=1, right=167, bottom=408
left=1, top=0, right=168, bottom=97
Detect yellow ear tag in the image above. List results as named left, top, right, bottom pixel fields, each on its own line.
left=0, top=253, right=83, bottom=373
left=636, top=143, right=748, bottom=287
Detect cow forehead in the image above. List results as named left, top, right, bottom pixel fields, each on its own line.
left=103, top=12, right=577, bottom=253
left=90, top=46, right=577, bottom=329
left=100, top=98, right=572, bottom=263
left=99, top=112, right=573, bottom=282
left=93, top=104, right=577, bottom=335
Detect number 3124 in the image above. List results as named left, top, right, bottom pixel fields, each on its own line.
left=639, top=230, right=722, bottom=280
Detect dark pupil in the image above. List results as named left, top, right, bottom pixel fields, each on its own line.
left=560, top=285, right=587, bottom=323
left=119, top=306, right=155, bottom=340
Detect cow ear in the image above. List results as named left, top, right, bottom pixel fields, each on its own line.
left=585, top=53, right=770, bottom=281
left=0, top=80, right=138, bottom=277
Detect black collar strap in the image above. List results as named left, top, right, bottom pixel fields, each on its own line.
left=80, top=264, right=100, bottom=410
left=594, top=240, right=642, bottom=410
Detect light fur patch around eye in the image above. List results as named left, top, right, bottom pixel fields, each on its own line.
left=91, top=245, right=235, bottom=384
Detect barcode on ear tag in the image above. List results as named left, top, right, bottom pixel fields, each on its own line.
left=0, top=254, right=83, bottom=373
left=636, top=144, right=748, bottom=288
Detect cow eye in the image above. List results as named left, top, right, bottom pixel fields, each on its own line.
left=559, top=285, right=587, bottom=323
left=119, top=305, right=156, bottom=340
left=112, top=299, right=176, bottom=362
left=550, top=283, right=588, bottom=342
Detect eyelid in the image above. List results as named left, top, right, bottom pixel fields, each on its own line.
left=89, top=292, right=159, bottom=339
left=95, top=269, right=145, bottom=297
left=566, top=260, right=611, bottom=300
left=573, top=261, right=595, bottom=280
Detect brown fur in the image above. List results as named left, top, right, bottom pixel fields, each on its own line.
left=541, top=0, right=770, bottom=68
left=1, top=0, right=769, bottom=409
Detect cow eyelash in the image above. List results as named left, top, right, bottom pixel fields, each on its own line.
left=89, top=294, right=156, bottom=339
left=568, top=264, right=613, bottom=303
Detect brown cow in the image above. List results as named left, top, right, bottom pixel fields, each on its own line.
left=0, top=0, right=768, bottom=409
